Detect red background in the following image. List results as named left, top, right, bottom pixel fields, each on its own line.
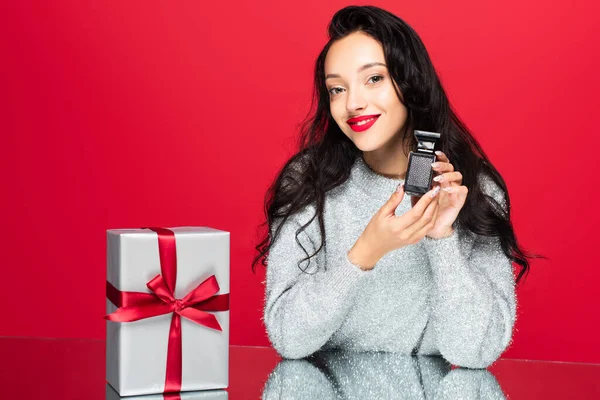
left=1, top=1, right=598, bottom=363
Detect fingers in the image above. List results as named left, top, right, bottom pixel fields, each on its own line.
left=432, top=151, right=454, bottom=173
left=400, top=194, right=439, bottom=241
left=398, top=186, right=440, bottom=227
left=435, top=150, right=450, bottom=163
left=434, top=150, right=450, bottom=163
left=441, top=184, right=469, bottom=198
left=380, top=182, right=405, bottom=217
left=411, top=194, right=419, bottom=208
left=413, top=200, right=440, bottom=239
left=432, top=171, right=463, bottom=187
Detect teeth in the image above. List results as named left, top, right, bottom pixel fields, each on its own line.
left=355, top=117, right=376, bottom=126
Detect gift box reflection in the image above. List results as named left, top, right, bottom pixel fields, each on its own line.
left=106, top=384, right=227, bottom=400
left=262, top=352, right=506, bottom=399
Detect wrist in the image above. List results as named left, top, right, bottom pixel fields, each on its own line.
left=426, top=226, right=455, bottom=239
left=348, top=237, right=382, bottom=271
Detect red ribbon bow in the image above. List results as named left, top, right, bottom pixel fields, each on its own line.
left=105, top=227, right=230, bottom=394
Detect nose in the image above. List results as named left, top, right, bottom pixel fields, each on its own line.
left=345, top=86, right=367, bottom=113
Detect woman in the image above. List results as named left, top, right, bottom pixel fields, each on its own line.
left=252, top=5, right=541, bottom=368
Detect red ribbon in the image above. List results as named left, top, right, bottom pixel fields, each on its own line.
left=105, top=227, right=230, bottom=394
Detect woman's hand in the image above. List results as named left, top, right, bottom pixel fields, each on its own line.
left=348, top=184, right=441, bottom=270
left=421, top=150, right=468, bottom=239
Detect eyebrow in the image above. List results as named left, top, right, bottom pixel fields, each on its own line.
left=325, top=62, right=387, bottom=80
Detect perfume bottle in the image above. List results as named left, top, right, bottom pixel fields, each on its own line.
left=403, top=129, right=441, bottom=197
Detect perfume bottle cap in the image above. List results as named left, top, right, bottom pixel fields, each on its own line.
left=414, top=130, right=441, bottom=154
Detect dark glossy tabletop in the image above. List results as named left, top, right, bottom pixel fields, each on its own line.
left=0, top=337, right=598, bottom=399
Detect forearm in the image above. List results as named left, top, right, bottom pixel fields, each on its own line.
left=264, top=255, right=366, bottom=359
left=422, top=230, right=516, bottom=368
left=264, top=213, right=369, bottom=359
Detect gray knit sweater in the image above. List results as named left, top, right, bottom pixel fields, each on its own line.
left=263, top=155, right=517, bottom=368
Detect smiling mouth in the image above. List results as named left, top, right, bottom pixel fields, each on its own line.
left=350, top=117, right=378, bottom=126
left=348, top=115, right=380, bottom=132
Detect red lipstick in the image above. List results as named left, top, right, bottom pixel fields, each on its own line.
left=346, top=114, right=380, bottom=132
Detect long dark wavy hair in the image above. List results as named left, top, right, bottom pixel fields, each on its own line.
left=252, top=5, right=544, bottom=284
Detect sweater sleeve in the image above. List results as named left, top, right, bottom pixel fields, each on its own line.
left=420, top=173, right=517, bottom=369
left=263, top=205, right=370, bottom=359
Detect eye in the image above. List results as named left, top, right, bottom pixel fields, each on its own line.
left=328, top=87, right=343, bottom=96
left=368, top=75, right=384, bottom=84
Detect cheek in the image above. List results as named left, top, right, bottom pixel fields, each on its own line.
left=329, top=102, right=345, bottom=125
left=385, top=89, right=407, bottom=118
left=374, top=86, right=404, bottom=110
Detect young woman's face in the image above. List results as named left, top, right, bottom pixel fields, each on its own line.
left=324, top=31, right=408, bottom=153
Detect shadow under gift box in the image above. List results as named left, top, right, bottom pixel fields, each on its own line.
left=106, top=227, right=230, bottom=396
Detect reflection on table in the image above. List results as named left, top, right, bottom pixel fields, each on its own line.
left=0, top=338, right=597, bottom=399
left=262, top=351, right=505, bottom=399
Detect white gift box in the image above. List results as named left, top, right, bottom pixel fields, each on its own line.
left=106, top=384, right=228, bottom=400
left=106, top=227, right=230, bottom=396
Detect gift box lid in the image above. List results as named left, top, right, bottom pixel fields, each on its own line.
left=106, top=226, right=230, bottom=296
left=107, top=227, right=229, bottom=235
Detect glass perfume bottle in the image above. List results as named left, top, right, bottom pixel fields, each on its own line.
left=403, top=129, right=441, bottom=197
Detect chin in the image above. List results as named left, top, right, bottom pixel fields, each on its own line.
left=353, top=142, right=382, bottom=153
left=349, top=135, right=388, bottom=153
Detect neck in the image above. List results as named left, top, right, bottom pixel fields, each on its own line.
left=349, top=155, right=408, bottom=202
left=362, top=138, right=411, bottom=180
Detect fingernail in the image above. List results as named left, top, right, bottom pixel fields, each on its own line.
left=442, top=186, right=453, bottom=193
left=433, top=175, right=444, bottom=182
left=431, top=162, right=439, bottom=169
left=435, top=151, right=443, bottom=156
left=396, top=182, right=404, bottom=193
left=430, top=186, right=441, bottom=197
